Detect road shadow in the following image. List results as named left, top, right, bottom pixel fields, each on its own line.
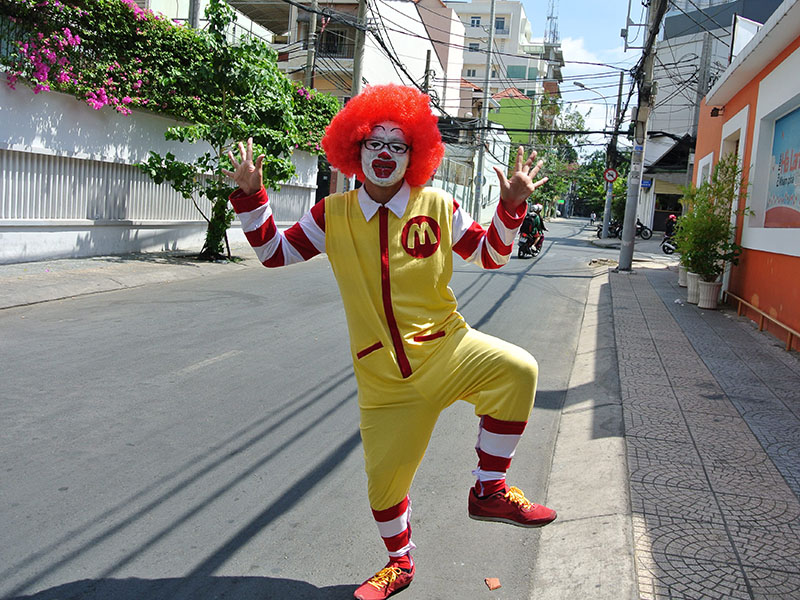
left=87, top=249, right=250, bottom=267
left=2, top=371, right=360, bottom=597
left=6, top=576, right=356, bottom=600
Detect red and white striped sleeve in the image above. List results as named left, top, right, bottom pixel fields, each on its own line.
left=229, top=187, right=326, bottom=267
left=451, top=197, right=526, bottom=269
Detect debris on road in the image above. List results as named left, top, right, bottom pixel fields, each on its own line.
left=484, top=577, right=502, bottom=591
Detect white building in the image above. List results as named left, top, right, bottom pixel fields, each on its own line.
left=443, top=0, right=556, bottom=116
left=137, top=0, right=273, bottom=41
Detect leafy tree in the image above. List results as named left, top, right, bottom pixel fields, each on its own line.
left=496, top=93, right=587, bottom=216
left=523, top=94, right=587, bottom=216
left=138, top=0, right=339, bottom=260
left=574, top=150, right=607, bottom=216
left=674, top=153, right=747, bottom=280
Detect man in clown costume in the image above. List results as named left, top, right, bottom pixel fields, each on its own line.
left=223, top=84, right=556, bottom=600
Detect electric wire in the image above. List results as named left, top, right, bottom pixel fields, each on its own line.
left=667, top=0, right=730, bottom=45
left=681, top=0, right=731, bottom=33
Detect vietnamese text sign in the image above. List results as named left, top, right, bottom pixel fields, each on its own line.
left=766, top=105, right=800, bottom=228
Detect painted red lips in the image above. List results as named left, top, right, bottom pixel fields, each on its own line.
left=371, top=158, right=396, bottom=179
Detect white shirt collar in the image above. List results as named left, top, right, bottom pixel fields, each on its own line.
left=357, top=181, right=411, bottom=221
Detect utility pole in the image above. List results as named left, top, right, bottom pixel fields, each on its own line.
left=618, top=0, right=667, bottom=271
left=351, top=0, right=368, bottom=98
left=304, top=0, right=319, bottom=89
left=343, top=0, right=368, bottom=192
left=692, top=32, right=713, bottom=137
left=423, top=49, right=431, bottom=92
left=602, top=71, right=625, bottom=238
left=473, top=0, right=497, bottom=223
left=528, top=92, right=538, bottom=149
left=188, top=0, right=201, bottom=28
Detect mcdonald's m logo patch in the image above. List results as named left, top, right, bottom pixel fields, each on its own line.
left=401, top=216, right=441, bottom=258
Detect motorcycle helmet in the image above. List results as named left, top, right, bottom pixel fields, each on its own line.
left=668, top=214, right=677, bottom=221
left=533, top=203, right=543, bottom=213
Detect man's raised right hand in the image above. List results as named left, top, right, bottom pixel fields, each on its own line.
left=222, top=137, right=265, bottom=196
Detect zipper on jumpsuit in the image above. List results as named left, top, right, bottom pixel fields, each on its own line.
left=379, top=206, right=413, bottom=378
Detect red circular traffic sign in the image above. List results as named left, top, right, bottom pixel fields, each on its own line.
left=603, top=168, right=619, bottom=183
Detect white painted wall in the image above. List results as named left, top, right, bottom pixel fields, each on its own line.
left=651, top=32, right=731, bottom=137
left=147, top=0, right=273, bottom=41
left=478, top=125, right=510, bottom=222
left=0, top=82, right=210, bottom=166
left=446, top=0, right=540, bottom=97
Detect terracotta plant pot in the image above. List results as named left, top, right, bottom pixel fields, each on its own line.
left=686, top=272, right=700, bottom=304
left=697, top=280, right=723, bottom=309
left=678, top=265, right=688, bottom=287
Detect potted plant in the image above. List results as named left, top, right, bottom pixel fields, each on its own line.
left=674, top=154, right=745, bottom=308
left=677, top=261, right=688, bottom=288
left=673, top=193, right=702, bottom=303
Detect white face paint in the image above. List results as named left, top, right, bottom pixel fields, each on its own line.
left=360, top=121, right=410, bottom=188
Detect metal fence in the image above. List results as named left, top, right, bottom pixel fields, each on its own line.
left=0, top=147, right=317, bottom=223
left=431, top=157, right=474, bottom=210
left=0, top=149, right=210, bottom=222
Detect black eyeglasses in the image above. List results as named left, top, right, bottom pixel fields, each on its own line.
left=362, top=139, right=410, bottom=154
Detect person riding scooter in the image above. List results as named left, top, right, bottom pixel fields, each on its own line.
left=664, top=213, right=677, bottom=238
left=660, top=214, right=678, bottom=254
left=518, top=209, right=537, bottom=258
left=529, top=203, right=547, bottom=253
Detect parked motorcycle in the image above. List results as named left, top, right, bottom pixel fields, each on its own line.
left=636, top=218, right=653, bottom=240
left=596, top=220, right=622, bottom=238
left=518, top=231, right=542, bottom=258
left=661, top=233, right=677, bottom=254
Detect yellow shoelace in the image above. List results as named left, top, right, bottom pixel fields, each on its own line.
left=367, top=566, right=402, bottom=590
left=505, top=486, right=533, bottom=509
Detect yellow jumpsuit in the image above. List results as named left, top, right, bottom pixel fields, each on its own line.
left=325, top=186, right=538, bottom=511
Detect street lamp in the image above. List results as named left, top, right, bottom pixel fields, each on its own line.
left=574, top=81, right=609, bottom=128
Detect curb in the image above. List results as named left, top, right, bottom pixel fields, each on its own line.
left=531, top=268, right=638, bottom=599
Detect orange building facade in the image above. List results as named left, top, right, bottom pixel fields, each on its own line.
left=694, top=0, right=800, bottom=351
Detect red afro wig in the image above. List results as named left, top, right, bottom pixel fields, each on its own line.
left=322, top=84, right=444, bottom=187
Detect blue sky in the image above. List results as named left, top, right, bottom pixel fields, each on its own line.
left=522, top=0, right=642, bottom=147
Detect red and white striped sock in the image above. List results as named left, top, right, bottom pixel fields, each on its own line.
left=372, top=496, right=415, bottom=567
left=473, top=415, right=527, bottom=497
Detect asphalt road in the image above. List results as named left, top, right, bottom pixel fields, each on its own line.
left=1, top=218, right=605, bottom=600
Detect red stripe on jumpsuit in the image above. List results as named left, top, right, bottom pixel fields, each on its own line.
left=474, top=415, right=528, bottom=496
left=372, top=496, right=415, bottom=557
left=379, top=206, right=413, bottom=378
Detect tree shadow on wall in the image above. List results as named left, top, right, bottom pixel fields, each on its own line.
left=7, top=576, right=356, bottom=600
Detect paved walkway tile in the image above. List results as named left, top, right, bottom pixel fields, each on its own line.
left=610, top=267, right=800, bottom=599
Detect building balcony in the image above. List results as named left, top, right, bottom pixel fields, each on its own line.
left=277, top=41, right=356, bottom=66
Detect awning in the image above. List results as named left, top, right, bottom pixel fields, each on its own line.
left=228, top=0, right=292, bottom=36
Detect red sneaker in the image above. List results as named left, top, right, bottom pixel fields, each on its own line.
left=354, top=562, right=415, bottom=600
left=468, top=485, right=557, bottom=528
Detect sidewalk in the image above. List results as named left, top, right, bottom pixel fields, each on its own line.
left=536, top=251, right=800, bottom=598
left=0, top=243, right=258, bottom=310
left=613, top=265, right=800, bottom=599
